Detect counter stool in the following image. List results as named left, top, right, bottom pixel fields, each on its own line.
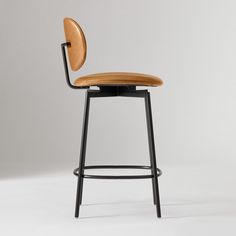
left=61, top=18, right=163, bottom=218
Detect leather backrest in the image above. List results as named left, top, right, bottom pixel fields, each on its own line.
left=63, top=18, right=87, bottom=71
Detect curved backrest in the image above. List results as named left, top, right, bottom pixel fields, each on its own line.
left=63, top=18, right=87, bottom=71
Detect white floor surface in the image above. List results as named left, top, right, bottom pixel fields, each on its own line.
left=1, top=164, right=236, bottom=236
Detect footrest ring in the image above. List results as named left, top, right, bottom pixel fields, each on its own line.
left=73, top=165, right=162, bottom=179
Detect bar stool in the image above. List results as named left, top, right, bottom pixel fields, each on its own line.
left=61, top=18, right=163, bottom=218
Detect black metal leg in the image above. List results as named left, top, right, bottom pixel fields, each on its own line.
left=144, top=92, right=157, bottom=205
left=75, top=91, right=91, bottom=218
left=144, top=91, right=161, bottom=218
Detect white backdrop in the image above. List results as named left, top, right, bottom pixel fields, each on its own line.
left=1, top=0, right=236, bottom=178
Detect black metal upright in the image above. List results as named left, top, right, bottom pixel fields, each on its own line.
left=144, top=91, right=161, bottom=218
left=75, top=91, right=91, bottom=218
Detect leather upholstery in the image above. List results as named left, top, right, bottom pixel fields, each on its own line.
left=74, top=72, right=163, bottom=87
left=64, top=18, right=87, bottom=71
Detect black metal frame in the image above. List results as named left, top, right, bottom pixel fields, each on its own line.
left=61, top=42, right=162, bottom=218
left=61, top=43, right=89, bottom=89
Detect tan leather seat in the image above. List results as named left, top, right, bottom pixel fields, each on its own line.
left=74, top=72, right=163, bottom=87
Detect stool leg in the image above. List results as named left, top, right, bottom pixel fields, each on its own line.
left=75, top=91, right=91, bottom=218
left=144, top=91, right=161, bottom=218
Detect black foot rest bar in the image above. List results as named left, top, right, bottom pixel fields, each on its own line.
left=73, top=165, right=162, bottom=179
